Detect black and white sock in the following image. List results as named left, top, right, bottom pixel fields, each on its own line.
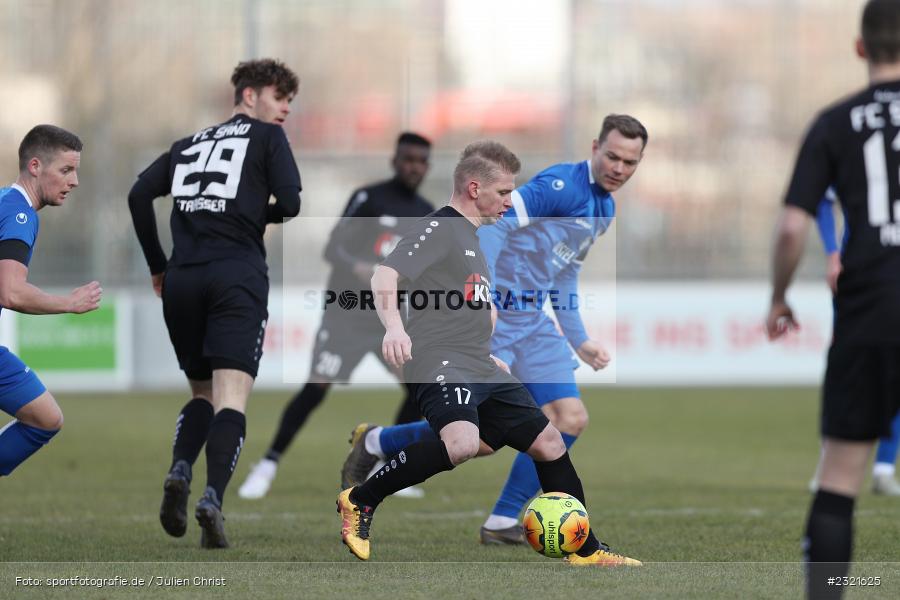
left=804, top=490, right=854, bottom=600
left=351, top=439, right=454, bottom=508
left=205, top=409, right=246, bottom=506
left=265, top=383, right=328, bottom=461
left=534, top=451, right=601, bottom=556
left=170, top=397, right=214, bottom=471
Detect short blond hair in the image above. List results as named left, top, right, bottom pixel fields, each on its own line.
left=453, top=141, right=521, bottom=194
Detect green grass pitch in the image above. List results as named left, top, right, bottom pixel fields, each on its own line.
left=1, top=387, right=899, bottom=598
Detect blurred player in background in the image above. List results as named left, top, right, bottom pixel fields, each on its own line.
left=337, top=141, right=640, bottom=566
left=811, top=189, right=900, bottom=496
left=128, top=59, right=301, bottom=548
left=0, top=125, right=101, bottom=477
left=239, top=132, right=433, bottom=500
left=342, top=115, right=647, bottom=545
left=766, top=1, right=900, bottom=596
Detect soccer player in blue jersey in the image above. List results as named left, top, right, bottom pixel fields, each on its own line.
left=813, top=189, right=900, bottom=496
left=0, top=125, right=102, bottom=477
left=340, top=115, right=647, bottom=544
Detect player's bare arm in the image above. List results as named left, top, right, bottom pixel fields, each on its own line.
left=0, top=259, right=101, bottom=314
left=767, top=205, right=811, bottom=340
left=371, top=264, right=412, bottom=368
left=826, top=251, right=843, bottom=294
left=490, top=354, right=510, bottom=373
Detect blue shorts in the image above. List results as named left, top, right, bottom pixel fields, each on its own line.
left=0, top=346, right=46, bottom=416
left=491, top=311, right=580, bottom=407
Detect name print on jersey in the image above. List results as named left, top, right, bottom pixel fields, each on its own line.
left=172, top=120, right=253, bottom=214
left=853, top=98, right=900, bottom=246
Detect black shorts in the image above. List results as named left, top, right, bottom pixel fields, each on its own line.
left=310, top=311, right=390, bottom=382
left=408, top=353, right=549, bottom=452
left=822, top=342, right=900, bottom=440
left=162, top=259, right=268, bottom=380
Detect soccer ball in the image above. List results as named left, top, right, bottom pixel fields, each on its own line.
left=522, top=492, right=590, bottom=558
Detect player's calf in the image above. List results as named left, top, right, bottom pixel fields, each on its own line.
left=542, top=397, right=589, bottom=437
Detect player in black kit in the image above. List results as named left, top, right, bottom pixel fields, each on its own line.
left=238, top=133, right=433, bottom=500
left=766, top=2, right=900, bottom=597
left=335, top=141, right=641, bottom=566
left=128, top=59, right=301, bottom=548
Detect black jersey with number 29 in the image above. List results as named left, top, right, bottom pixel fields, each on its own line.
left=786, top=79, right=900, bottom=344
left=137, top=114, right=301, bottom=274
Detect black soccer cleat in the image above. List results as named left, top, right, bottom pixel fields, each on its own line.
left=340, top=423, right=379, bottom=489
left=195, top=487, right=229, bottom=549
left=479, top=524, right=525, bottom=545
left=159, top=460, right=192, bottom=538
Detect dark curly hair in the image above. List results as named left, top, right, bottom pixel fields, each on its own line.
left=231, top=58, right=299, bottom=106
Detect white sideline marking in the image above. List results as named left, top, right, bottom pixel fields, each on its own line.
left=2, top=507, right=894, bottom=526
left=0, top=509, right=488, bottom=526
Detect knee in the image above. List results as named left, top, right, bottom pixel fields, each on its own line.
left=41, top=406, right=64, bottom=431
left=444, top=436, right=480, bottom=466
left=528, top=426, right=566, bottom=462
left=551, top=404, right=589, bottom=436
left=23, top=401, right=64, bottom=431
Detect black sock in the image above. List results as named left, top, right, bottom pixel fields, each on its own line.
left=265, top=383, right=329, bottom=461
left=351, top=439, right=454, bottom=508
left=534, top=451, right=601, bottom=556
left=205, top=409, right=246, bottom=506
left=393, top=383, right=421, bottom=425
left=804, top=490, right=854, bottom=600
left=170, top=398, right=214, bottom=471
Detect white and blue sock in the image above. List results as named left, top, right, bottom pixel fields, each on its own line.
left=376, top=420, right=435, bottom=458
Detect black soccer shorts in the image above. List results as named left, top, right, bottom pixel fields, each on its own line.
left=821, top=342, right=900, bottom=440
left=309, top=310, right=391, bottom=382
left=162, top=259, right=268, bottom=380
left=408, top=352, right=549, bottom=452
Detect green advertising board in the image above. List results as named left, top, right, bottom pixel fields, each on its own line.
left=16, top=303, right=116, bottom=371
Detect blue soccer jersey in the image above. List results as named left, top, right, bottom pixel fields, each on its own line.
left=478, top=160, right=614, bottom=350
left=0, top=185, right=39, bottom=320
left=815, top=187, right=848, bottom=256
left=0, top=185, right=39, bottom=264
left=477, top=161, right=614, bottom=401
left=0, top=184, right=45, bottom=416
